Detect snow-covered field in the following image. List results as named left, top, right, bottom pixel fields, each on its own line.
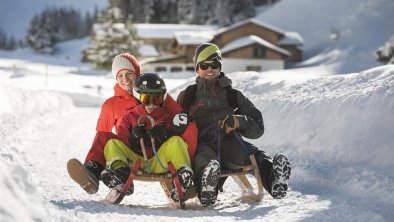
left=1, top=0, right=394, bottom=221
left=1, top=43, right=393, bottom=221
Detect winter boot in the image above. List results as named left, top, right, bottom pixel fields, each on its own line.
left=271, top=153, right=291, bottom=199
left=101, top=167, right=134, bottom=195
left=199, top=160, right=221, bottom=207
left=67, top=159, right=102, bottom=194
left=170, top=166, right=194, bottom=201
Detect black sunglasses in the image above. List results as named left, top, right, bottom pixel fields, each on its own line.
left=199, top=61, right=221, bottom=70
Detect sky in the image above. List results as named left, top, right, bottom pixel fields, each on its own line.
left=1, top=0, right=394, bottom=221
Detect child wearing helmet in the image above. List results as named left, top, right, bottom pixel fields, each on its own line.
left=101, top=73, right=193, bottom=201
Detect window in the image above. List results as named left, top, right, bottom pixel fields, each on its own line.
left=170, top=67, right=182, bottom=72
left=186, top=66, right=195, bottom=71
left=155, top=66, right=167, bottom=72
left=246, top=66, right=261, bottom=71
left=254, top=46, right=266, bottom=58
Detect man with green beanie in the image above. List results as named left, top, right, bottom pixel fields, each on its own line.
left=177, top=43, right=291, bottom=207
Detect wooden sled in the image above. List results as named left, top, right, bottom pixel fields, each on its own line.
left=105, top=115, right=264, bottom=208
left=105, top=115, right=189, bottom=209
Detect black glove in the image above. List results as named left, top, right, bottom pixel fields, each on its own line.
left=131, top=123, right=147, bottom=140
left=170, top=111, right=193, bottom=135
left=218, top=115, right=240, bottom=134
left=148, top=125, right=170, bottom=146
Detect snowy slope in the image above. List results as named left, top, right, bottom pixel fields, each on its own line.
left=1, top=0, right=394, bottom=220
left=1, top=45, right=394, bottom=220
left=255, top=0, right=394, bottom=73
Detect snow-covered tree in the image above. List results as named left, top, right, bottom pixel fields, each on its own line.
left=26, top=14, right=56, bottom=54
left=83, top=0, right=140, bottom=69
left=177, top=0, right=196, bottom=24
left=376, top=35, right=394, bottom=65
left=194, top=0, right=217, bottom=25
left=0, top=29, right=6, bottom=49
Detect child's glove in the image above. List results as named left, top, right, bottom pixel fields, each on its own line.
left=131, top=123, right=147, bottom=140
left=218, top=115, right=240, bottom=134
left=148, top=125, right=170, bottom=146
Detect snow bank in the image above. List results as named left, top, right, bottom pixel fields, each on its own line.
left=236, top=65, right=394, bottom=204
left=0, top=84, right=74, bottom=222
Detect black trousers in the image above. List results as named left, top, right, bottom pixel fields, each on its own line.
left=193, top=137, right=274, bottom=194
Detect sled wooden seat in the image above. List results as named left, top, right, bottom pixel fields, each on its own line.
left=134, top=171, right=173, bottom=182
left=131, top=154, right=264, bottom=202
left=220, top=154, right=264, bottom=201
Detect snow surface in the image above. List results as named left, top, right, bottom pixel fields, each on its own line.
left=1, top=0, right=394, bottom=221
left=1, top=38, right=394, bottom=222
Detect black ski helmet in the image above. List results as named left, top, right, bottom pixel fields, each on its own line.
left=134, top=73, right=166, bottom=94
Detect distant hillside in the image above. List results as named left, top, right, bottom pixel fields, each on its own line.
left=255, top=0, right=394, bottom=72
left=0, top=0, right=106, bottom=40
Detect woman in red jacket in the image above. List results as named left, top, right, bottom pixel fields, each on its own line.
left=67, top=54, right=197, bottom=195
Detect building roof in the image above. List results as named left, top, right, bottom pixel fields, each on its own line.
left=139, top=54, right=187, bottom=65
left=221, top=35, right=291, bottom=57
left=174, top=31, right=214, bottom=45
left=279, top=32, right=304, bottom=46
left=138, top=44, right=159, bottom=57
left=215, top=18, right=285, bottom=36
left=134, top=23, right=216, bottom=39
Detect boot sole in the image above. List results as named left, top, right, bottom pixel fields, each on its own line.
left=200, top=161, right=220, bottom=206
left=67, top=158, right=99, bottom=194
left=271, top=154, right=291, bottom=199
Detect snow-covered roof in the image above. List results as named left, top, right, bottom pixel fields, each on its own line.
left=221, top=35, right=291, bottom=57
left=139, top=54, right=185, bottom=65
left=134, top=24, right=216, bottom=39
left=174, top=31, right=214, bottom=45
left=279, top=32, right=304, bottom=46
left=215, top=18, right=285, bottom=36
left=138, top=44, right=159, bottom=57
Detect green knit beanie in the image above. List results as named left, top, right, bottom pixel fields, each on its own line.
left=194, top=43, right=222, bottom=71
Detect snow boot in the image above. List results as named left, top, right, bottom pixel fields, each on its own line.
left=170, top=166, right=194, bottom=201
left=101, top=167, right=134, bottom=195
left=271, top=153, right=291, bottom=199
left=67, top=159, right=101, bottom=194
left=199, top=160, right=220, bottom=207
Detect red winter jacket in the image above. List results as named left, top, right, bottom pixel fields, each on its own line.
left=118, top=104, right=171, bottom=158
left=96, top=83, right=139, bottom=133
left=85, top=83, right=198, bottom=166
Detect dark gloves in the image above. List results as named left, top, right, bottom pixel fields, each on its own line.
left=131, top=123, right=147, bottom=140
left=128, top=123, right=147, bottom=151
left=218, top=115, right=240, bottom=134
left=148, top=124, right=170, bottom=147
left=170, top=111, right=193, bottom=135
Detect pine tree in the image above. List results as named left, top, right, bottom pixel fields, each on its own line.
left=0, top=29, right=6, bottom=49
left=376, top=35, right=394, bottom=65
left=177, top=0, right=195, bottom=24
left=83, top=0, right=140, bottom=69
left=26, top=14, right=56, bottom=54
left=194, top=0, right=217, bottom=25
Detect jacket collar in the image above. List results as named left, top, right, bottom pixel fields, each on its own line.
left=114, top=83, right=134, bottom=98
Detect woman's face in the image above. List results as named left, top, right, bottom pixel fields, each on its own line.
left=197, top=60, right=221, bottom=80
left=116, top=69, right=137, bottom=91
